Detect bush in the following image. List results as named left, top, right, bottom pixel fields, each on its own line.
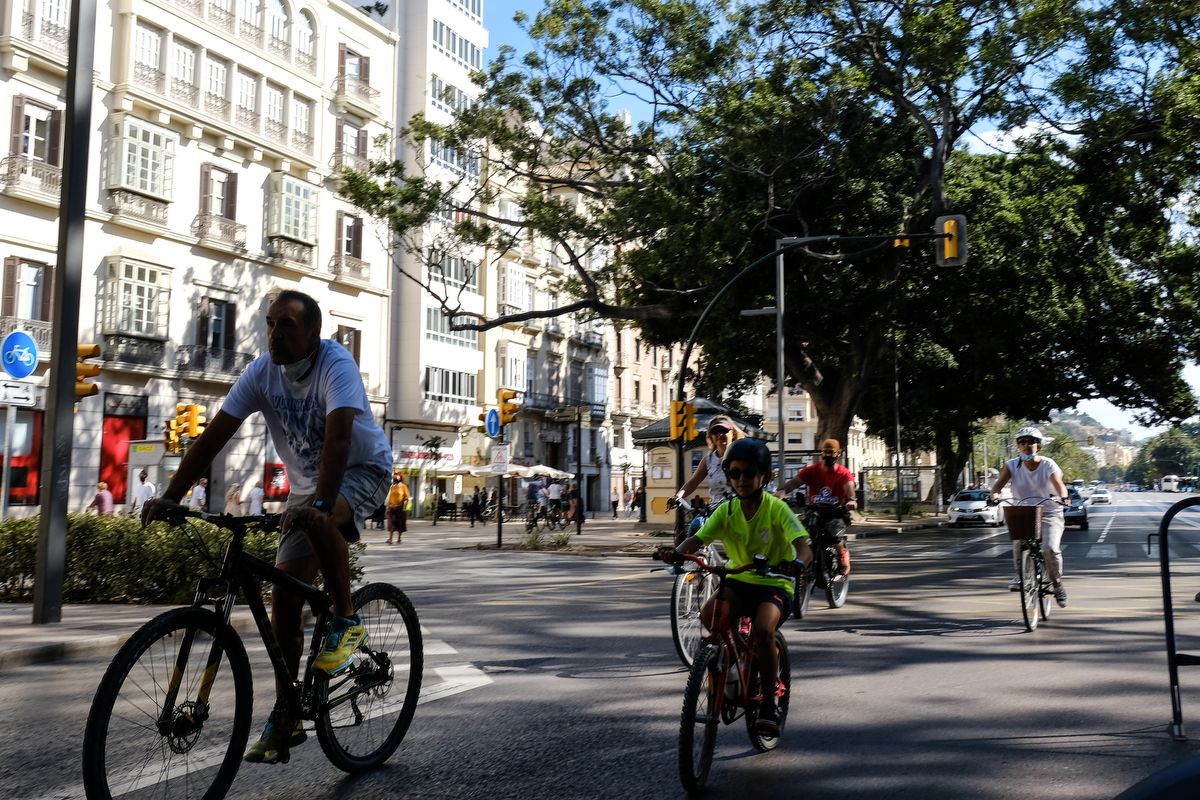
left=0, top=514, right=361, bottom=605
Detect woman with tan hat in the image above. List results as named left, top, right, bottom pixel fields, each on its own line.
left=674, top=414, right=745, bottom=506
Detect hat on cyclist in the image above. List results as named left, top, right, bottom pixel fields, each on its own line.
left=722, top=438, right=772, bottom=479
left=708, top=415, right=733, bottom=433
left=1015, top=426, right=1043, bottom=443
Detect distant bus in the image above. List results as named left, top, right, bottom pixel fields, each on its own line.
left=1162, top=475, right=1181, bottom=492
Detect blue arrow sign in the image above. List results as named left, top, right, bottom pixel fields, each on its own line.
left=1, top=331, right=37, bottom=380
left=485, top=408, right=501, bottom=438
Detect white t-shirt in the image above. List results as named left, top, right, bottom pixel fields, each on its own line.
left=547, top=483, right=564, bottom=501
left=704, top=450, right=730, bottom=499
left=190, top=483, right=207, bottom=509
left=222, top=339, right=392, bottom=496
left=246, top=486, right=265, bottom=515
left=1006, top=456, right=1064, bottom=517
left=131, top=480, right=156, bottom=512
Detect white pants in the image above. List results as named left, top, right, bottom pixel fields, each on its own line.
left=1011, top=513, right=1065, bottom=584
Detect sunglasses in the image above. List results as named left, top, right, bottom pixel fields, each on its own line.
left=1017, top=438, right=1038, bottom=446
left=726, top=467, right=759, bottom=481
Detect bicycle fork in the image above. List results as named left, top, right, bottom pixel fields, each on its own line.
left=156, top=582, right=240, bottom=739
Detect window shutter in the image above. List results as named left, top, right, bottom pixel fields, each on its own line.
left=199, top=163, right=211, bottom=216
left=10, top=96, right=24, bottom=157
left=334, top=210, right=343, bottom=254
left=352, top=329, right=360, bottom=363
left=360, top=56, right=370, bottom=85
left=351, top=216, right=362, bottom=258
left=223, top=302, right=236, bottom=349
left=47, top=109, right=62, bottom=165
left=334, top=118, right=343, bottom=155
left=2, top=257, right=17, bottom=317
left=225, top=172, right=237, bottom=220
left=40, top=260, right=54, bottom=321
left=356, top=128, right=368, bottom=157
left=337, top=43, right=346, bottom=78
left=196, top=297, right=210, bottom=346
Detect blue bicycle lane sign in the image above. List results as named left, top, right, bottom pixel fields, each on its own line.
left=0, top=330, right=37, bottom=380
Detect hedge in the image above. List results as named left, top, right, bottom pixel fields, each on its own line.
left=0, top=514, right=363, bottom=605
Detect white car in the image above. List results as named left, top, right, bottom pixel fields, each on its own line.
left=948, top=489, right=1004, bottom=527
left=1091, top=488, right=1111, bottom=505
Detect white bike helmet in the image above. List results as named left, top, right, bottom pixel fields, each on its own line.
left=1015, top=426, right=1043, bottom=443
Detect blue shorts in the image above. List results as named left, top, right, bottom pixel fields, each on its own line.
left=722, top=579, right=792, bottom=627
left=277, top=463, right=390, bottom=565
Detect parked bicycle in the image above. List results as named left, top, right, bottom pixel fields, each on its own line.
left=82, top=510, right=423, bottom=799
left=992, top=496, right=1066, bottom=631
left=665, top=497, right=727, bottom=667
left=795, top=504, right=851, bottom=614
left=661, top=551, right=796, bottom=793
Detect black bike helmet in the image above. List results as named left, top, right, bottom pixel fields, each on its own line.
left=722, top=438, right=773, bottom=480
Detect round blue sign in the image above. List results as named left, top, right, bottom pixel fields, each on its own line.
left=1, top=331, right=38, bottom=379
left=485, top=408, right=501, bottom=438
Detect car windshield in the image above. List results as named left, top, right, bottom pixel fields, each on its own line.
left=1094, top=489, right=1109, bottom=494
left=955, top=491, right=989, bottom=502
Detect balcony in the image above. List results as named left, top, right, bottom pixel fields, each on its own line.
left=331, top=150, right=370, bottom=174
left=570, top=328, right=603, bottom=348
left=175, top=344, right=254, bottom=380
left=106, top=189, right=168, bottom=226
left=334, top=75, right=380, bottom=117
left=0, top=317, right=52, bottom=359
left=524, top=392, right=563, bottom=412
left=102, top=333, right=165, bottom=368
left=267, top=236, right=315, bottom=269
left=264, top=119, right=287, bottom=145
left=208, top=3, right=235, bottom=32
left=170, top=78, right=199, bottom=109
left=1, top=155, right=62, bottom=201
left=192, top=213, right=247, bottom=250
left=20, top=12, right=69, bottom=59
left=268, top=36, right=291, bottom=60
left=329, top=254, right=370, bottom=286
left=204, top=92, right=231, bottom=121
left=295, top=51, right=316, bottom=74
left=235, top=106, right=260, bottom=133
left=133, top=63, right=165, bottom=94
left=291, top=131, right=313, bottom=154
left=238, top=20, right=264, bottom=47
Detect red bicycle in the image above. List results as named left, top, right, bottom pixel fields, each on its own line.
left=665, top=551, right=795, bottom=793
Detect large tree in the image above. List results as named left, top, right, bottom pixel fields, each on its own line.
left=342, top=0, right=1200, bottom=462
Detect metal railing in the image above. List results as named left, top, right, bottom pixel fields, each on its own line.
left=329, top=254, right=370, bottom=283
left=106, top=189, right=168, bottom=225
left=1, top=155, right=62, bottom=197
left=192, top=213, right=247, bottom=248
left=335, top=75, right=380, bottom=108
left=0, top=317, right=52, bottom=357
left=175, top=344, right=255, bottom=378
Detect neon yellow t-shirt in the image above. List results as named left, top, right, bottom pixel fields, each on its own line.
left=696, top=493, right=808, bottom=591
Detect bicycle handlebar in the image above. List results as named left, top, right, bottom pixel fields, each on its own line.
left=987, top=495, right=1068, bottom=508
left=154, top=506, right=282, bottom=532
left=659, top=549, right=799, bottom=582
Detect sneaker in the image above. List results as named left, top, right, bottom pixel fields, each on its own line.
left=244, top=704, right=306, bottom=764
left=312, top=614, right=368, bottom=674
left=1008, top=576, right=1022, bottom=591
left=1053, top=583, right=1068, bottom=608
left=755, top=702, right=781, bottom=738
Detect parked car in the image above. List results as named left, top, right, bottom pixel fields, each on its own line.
left=948, top=489, right=1004, bottom=528
left=1090, top=487, right=1111, bottom=505
left=1064, top=488, right=1089, bottom=530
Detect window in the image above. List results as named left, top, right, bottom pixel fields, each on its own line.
left=206, top=57, right=228, bottom=99
left=651, top=383, right=658, bottom=410
left=172, top=41, right=197, bottom=87
left=497, top=264, right=530, bottom=313
left=336, top=211, right=362, bottom=258
left=238, top=0, right=262, bottom=28
left=426, top=248, right=478, bottom=291
left=526, top=358, right=535, bottom=394
left=424, top=366, right=476, bottom=404
left=296, top=13, right=315, bottom=58
left=41, top=0, right=68, bottom=27
left=267, top=0, right=289, bottom=41
left=1, top=257, right=53, bottom=320
left=268, top=173, right=318, bottom=243
left=134, top=23, right=162, bottom=70
left=334, top=324, right=360, bottom=364
left=429, top=138, right=479, bottom=179
left=547, top=354, right=562, bottom=397
left=431, top=21, right=481, bottom=69
left=340, top=47, right=366, bottom=81
left=264, top=83, right=285, bottom=124
left=10, top=98, right=60, bottom=164
left=237, top=72, right=257, bottom=113
left=634, top=338, right=642, bottom=362
left=424, top=307, right=478, bottom=347
left=199, top=164, right=237, bottom=219
left=197, top=297, right=235, bottom=350
left=429, top=75, right=472, bottom=112
left=497, top=342, right=526, bottom=390
left=102, top=258, right=170, bottom=337
left=587, top=364, right=609, bottom=404
left=106, top=116, right=175, bottom=199
left=633, top=379, right=641, bottom=403
left=291, top=96, right=311, bottom=136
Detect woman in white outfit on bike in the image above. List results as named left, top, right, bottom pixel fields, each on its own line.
left=989, top=426, right=1070, bottom=607
left=674, top=415, right=744, bottom=507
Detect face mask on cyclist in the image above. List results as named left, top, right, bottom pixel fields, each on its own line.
left=1019, top=451, right=1037, bottom=462
left=822, top=455, right=837, bottom=468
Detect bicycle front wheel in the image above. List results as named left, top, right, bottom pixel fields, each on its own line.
left=82, top=607, right=253, bottom=800
left=679, top=644, right=721, bottom=793
left=1037, top=556, right=1054, bottom=622
left=1018, top=547, right=1040, bottom=631
left=316, top=582, right=423, bottom=773
left=671, top=570, right=712, bottom=667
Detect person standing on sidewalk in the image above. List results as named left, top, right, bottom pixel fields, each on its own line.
left=569, top=483, right=585, bottom=535
left=87, top=482, right=114, bottom=516
left=386, top=474, right=410, bottom=544
left=129, top=471, right=156, bottom=517
left=610, top=484, right=619, bottom=518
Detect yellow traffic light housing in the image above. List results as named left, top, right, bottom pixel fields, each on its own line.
left=670, top=400, right=686, bottom=440
left=682, top=403, right=699, bottom=441
left=186, top=404, right=207, bottom=438
left=165, top=419, right=181, bottom=453
left=75, top=344, right=101, bottom=399
left=497, top=389, right=520, bottom=426
left=934, top=215, right=968, bottom=267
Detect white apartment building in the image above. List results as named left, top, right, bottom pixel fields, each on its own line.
left=0, top=0, right=395, bottom=512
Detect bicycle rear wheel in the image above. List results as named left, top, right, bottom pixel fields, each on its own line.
left=82, top=607, right=252, bottom=800
left=746, top=630, right=791, bottom=752
left=1037, top=556, right=1054, bottom=622
left=316, top=582, right=423, bottom=773
left=671, top=569, right=713, bottom=667
left=823, top=548, right=849, bottom=608
left=679, top=644, right=721, bottom=793
left=794, top=572, right=813, bottom=620
left=1018, top=548, right=1040, bottom=631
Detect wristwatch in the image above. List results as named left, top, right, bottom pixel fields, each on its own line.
left=311, top=498, right=333, bottom=515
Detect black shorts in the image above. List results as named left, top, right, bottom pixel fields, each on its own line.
left=722, top=579, right=792, bottom=627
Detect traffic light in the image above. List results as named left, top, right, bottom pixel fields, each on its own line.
left=682, top=403, right=699, bottom=441
left=934, top=215, right=968, bottom=267
left=165, top=419, right=181, bottom=453
left=186, top=403, right=207, bottom=438
left=75, top=344, right=101, bottom=399
left=670, top=400, right=686, bottom=440
left=497, top=389, right=520, bottom=426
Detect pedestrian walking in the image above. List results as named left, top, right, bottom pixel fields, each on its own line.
left=189, top=478, right=208, bottom=511
left=130, top=470, right=156, bottom=517
left=623, top=486, right=634, bottom=519
left=246, top=480, right=265, bottom=515
left=225, top=482, right=244, bottom=515
left=88, top=482, right=114, bottom=516
left=386, top=474, right=410, bottom=544
left=611, top=484, right=619, bottom=518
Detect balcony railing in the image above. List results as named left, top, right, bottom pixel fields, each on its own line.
left=133, top=63, right=165, bottom=93
left=238, top=19, right=263, bottom=46
left=331, top=150, right=370, bottom=173
left=171, top=78, right=199, bottom=108
left=329, top=254, right=370, bottom=284
left=235, top=106, right=260, bottom=132
left=1, top=155, right=62, bottom=198
left=204, top=93, right=231, bottom=120
left=106, top=189, right=168, bottom=225
left=268, top=36, right=291, bottom=59
left=335, top=75, right=380, bottom=110
left=291, top=131, right=313, bottom=154
left=192, top=213, right=247, bottom=248
left=21, top=12, right=69, bottom=57
left=102, top=333, right=165, bottom=367
left=175, top=344, right=254, bottom=378
left=0, top=317, right=52, bottom=358
left=170, top=0, right=202, bottom=15
left=295, top=51, right=316, bottom=74
left=264, top=119, right=287, bottom=144
left=267, top=236, right=314, bottom=268
left=208, top=4, right=235, bottom=32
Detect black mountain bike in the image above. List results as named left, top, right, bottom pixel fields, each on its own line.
left=82, top=510, right=423, bottom=799
left=796, top=504, right=851, bottom=615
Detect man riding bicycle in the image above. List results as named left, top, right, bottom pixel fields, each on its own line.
left=989, top=426, right=1070, bottom=607
left=141, top=290, right=392, bottom=764
left=658, top=438, right=812, bottom=737
left=777, top=438, right=856, bottom=580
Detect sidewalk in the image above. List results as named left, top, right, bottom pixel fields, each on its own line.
left=0, top=512, right=944, bottom=672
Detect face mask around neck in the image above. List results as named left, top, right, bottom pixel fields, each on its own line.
left=281, top=347, right=318, bottom=381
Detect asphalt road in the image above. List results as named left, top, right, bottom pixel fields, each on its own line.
left=6, top=491, right=1200, bottom=799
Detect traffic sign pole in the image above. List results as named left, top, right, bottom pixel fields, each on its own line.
left=0, top=404, right=13, bottom=520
